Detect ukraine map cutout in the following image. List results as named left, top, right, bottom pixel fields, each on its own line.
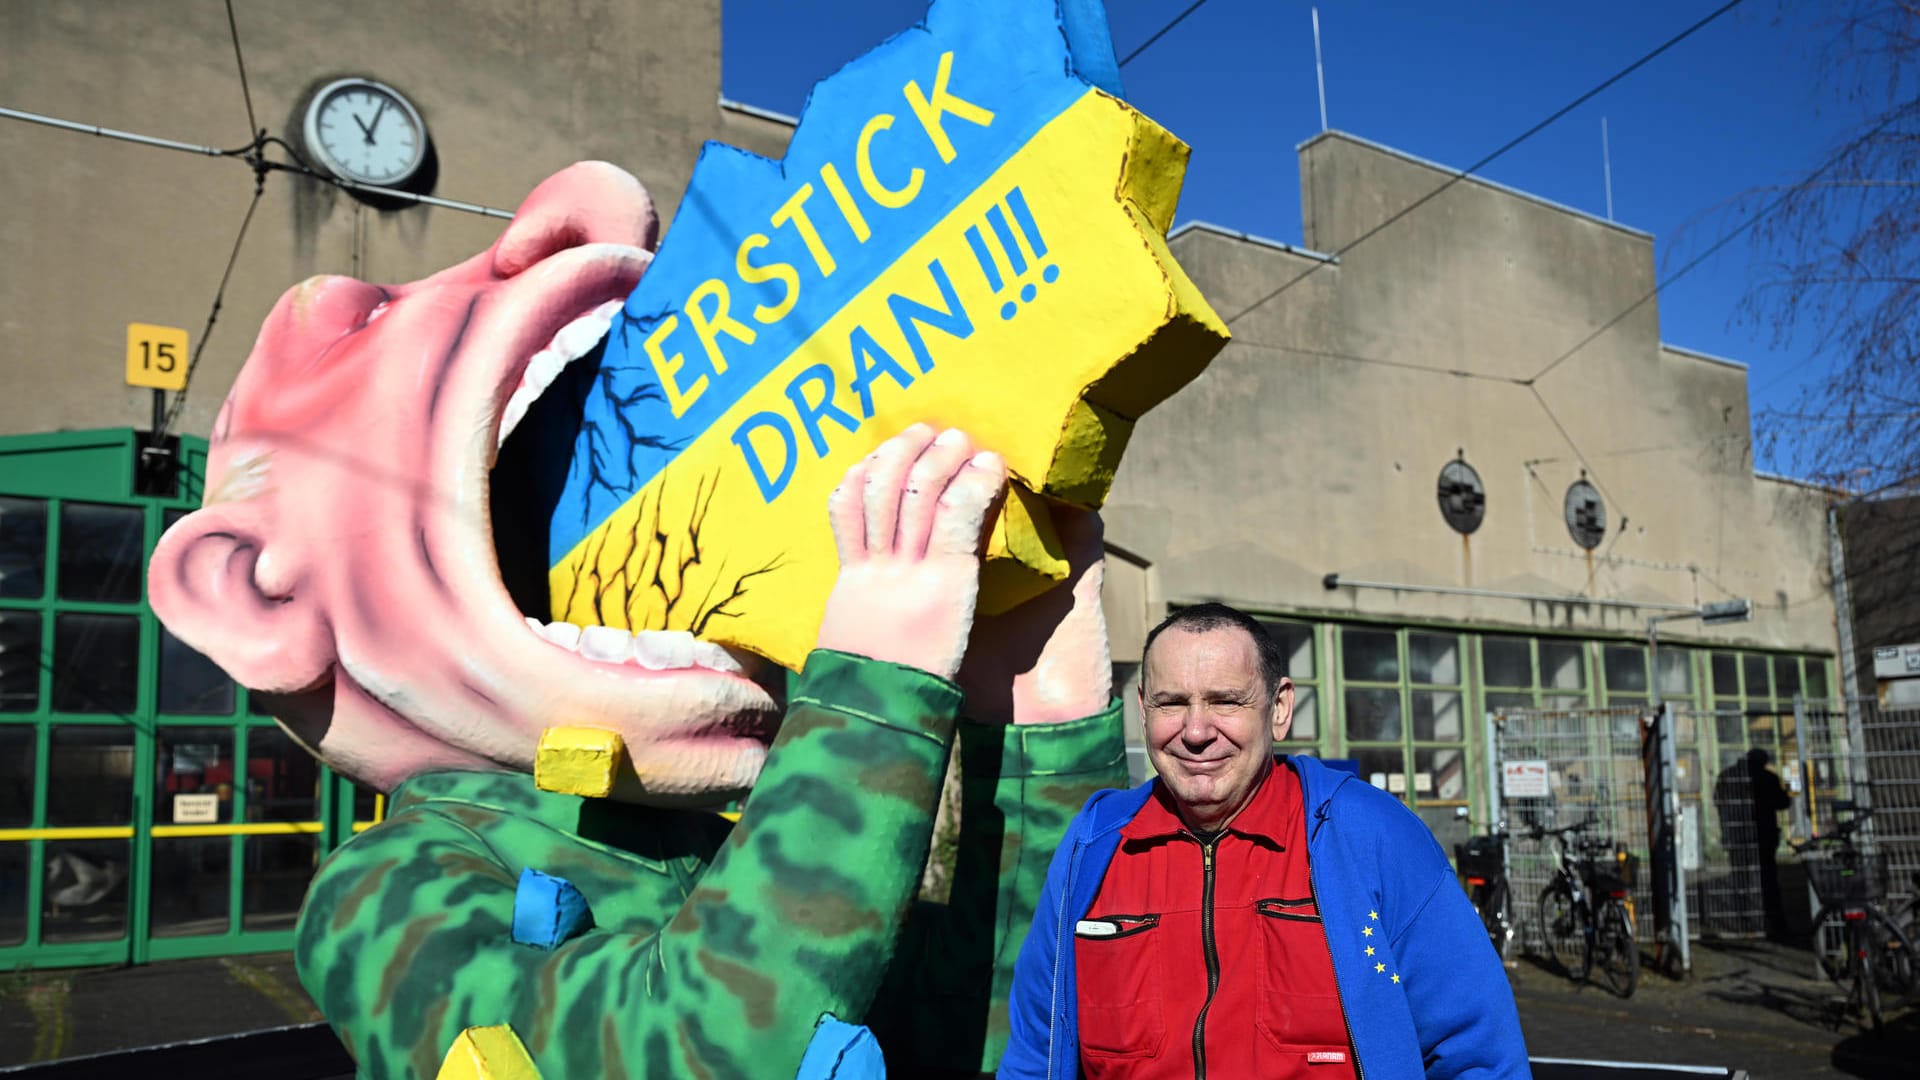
left=543, top=0, right=1229, bottom=670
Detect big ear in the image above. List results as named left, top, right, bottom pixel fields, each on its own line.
left=148, top=502, right=335, bottom=693
left=1270, top=677, right=1297, bottom=743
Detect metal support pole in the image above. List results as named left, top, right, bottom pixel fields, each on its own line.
left=1660, top=702, right=1689, bottom=972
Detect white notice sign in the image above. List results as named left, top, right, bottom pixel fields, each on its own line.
left=1502, top=760, right=1551, bottom=799
left=173, top=793, right=219, bottom=824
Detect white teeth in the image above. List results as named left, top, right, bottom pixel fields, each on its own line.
left=519, top=617, right=743, bottom=675
left=496, top=298, right=623, bottom=448
left=579, top=625, right=632, bottom=662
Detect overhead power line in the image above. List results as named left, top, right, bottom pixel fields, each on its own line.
left=1118, top=0, right=1213, bottom=68
left=1219, top=0, right=1750, bottom=329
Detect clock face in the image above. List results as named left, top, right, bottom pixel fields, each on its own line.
left=303, top=79, right=427, bottom=187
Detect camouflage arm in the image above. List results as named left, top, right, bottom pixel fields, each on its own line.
left=296, top=649, right=959, bottom=1079
left=867, top=703, right=1128, bottom=1076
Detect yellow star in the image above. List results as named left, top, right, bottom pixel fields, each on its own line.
left=1365, top=946, right=1375, bottom=956
left=1369, top=910, right=1380, bottom=920
left=1392, top=973, right=1401, bottom=984
left=1362, top=926, right=1373, bottom=937
left=1374, top=962, right=1385, bottom=973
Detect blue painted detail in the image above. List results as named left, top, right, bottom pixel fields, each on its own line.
left=1042, top=263, right=1061, bottom=284
left=1020, top=282, right=1038, bottom=303
left=510, top=867, right=592, bottom=949
left=794, top=1014, right=886, bottom=1080
left=544, top=0, right=1127, bottom=565
left=1000, top=301, right=1018, bottom=321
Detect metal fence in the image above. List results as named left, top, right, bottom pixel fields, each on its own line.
left=1792, top=698, right=1920, bottom=961
left=1490, top=705, right=1655, bottom=953
left=1681, top=706, right=1769, bottom=940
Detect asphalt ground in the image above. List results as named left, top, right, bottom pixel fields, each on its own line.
left=1, top=942, right=1915, bottom=1076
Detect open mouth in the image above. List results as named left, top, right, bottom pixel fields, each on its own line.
left=486, top=300, right=773, bottom=694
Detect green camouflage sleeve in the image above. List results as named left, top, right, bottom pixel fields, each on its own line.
left=295, top=649, right=959, bottom=1079
left=866, top=703, right=1128, bottom=1076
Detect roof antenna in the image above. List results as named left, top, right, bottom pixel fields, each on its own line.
left=1312, top=8, right=1329, bottom=133
left=1602, top=116, right=1615, bottom=221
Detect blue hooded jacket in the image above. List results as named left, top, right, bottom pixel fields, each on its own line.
left=999, top=755, right=1530, bottom=1078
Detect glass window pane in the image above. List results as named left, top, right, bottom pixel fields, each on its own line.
left=158, top=628, right=235, bottom=716
left=1414, top=747, right=1467, bottom=802
left=1344, top=687, right=1402, bottom=741
left=1482, top=636, right=1531, bottom=688
left=0, top=610, right=41, bottom=713
left=0, top=496, right=48, bottom=599
left=247, top=726, right=320, bottom=822
left=1412, top=690, right=1463, bottom=741
left=1486, top=691, right=1533, bottom=713
left=1604, top=645, right=1648, bottom=693
left=1540, top=641, right=1585, bottom=690
left=1286, top=686, right=1318, bottom=741
left=57, top=502, right=145, bottom=604
left=1743, top=654, right=1770, bottom=702
left=1543, top=693, right=1587, bottom=712
left=1355, top=747, right=1407, bottom=801
left=1710, top=653, right=1738, bottom=699
left=1774, top=656, right=1801, bottom=700
left=1261, top=620, right=1316, bottom=681
left=1657, top=648, right=1694, bottom=697
left=1408, top=632, right=1460, bottom=685
left=154, top=727, right=236, bottom=824
left=52, top=613, right=139, bottom=714
left=0, top=842, right=26, bottom=946
left=0, top=727, right=34, bottom=826
left=46, top=726, right=134, bottom=825
left=1341, top=627, right=1399, bottom=683
left=1805, top=661, right=1830, bottom=701
left=151, top=836, right=232, bottom=938
left=42, top=838, right=129, bottom=943
left=243, top=834, right=319, bottom=931
left=1715, top=712, right=1746, bottom=748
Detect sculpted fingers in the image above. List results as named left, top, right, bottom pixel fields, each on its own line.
left=829, top=457, right=870, bottom=565
left=862, top=423, right=937, bottom=555
left=927, top=450, right=1008, bottom=558
left=897, top=428, right=976, bottom=558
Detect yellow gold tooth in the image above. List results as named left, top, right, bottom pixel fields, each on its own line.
left=533, top=726, right=627, bottom=798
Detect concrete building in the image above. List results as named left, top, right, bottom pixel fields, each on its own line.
left=1104, top=133, right=1840, bottom=851
left=0, top=1, right=1841, bottom=971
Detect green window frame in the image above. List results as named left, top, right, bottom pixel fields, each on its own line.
left=1335, top=625, right=1472, bottom=811
left=1256, top=617, right=1324, bottom=755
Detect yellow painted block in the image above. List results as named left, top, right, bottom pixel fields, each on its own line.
left=533, top=727, right=627, bottom=798
left=437, top=1025, right=540, bottom=1080
left=550, top=90, right=1228, bottom=670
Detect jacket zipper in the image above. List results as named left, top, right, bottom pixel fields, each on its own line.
left=1190, top=836, right=1220, bottom=1080
left=1307, top=821, right=1365, bottom=1078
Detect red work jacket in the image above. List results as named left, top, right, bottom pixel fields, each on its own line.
left=1074, top=760, right=1357, bottom=1079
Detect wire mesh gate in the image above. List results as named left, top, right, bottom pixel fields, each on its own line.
left=1791, top=698, right=1920, bottom=962
left=1489, top=706, right=1655, bottom=955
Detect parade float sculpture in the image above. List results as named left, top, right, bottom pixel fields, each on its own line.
left=147, top=0, right=1226, bottom=1076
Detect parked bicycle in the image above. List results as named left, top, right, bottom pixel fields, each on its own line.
left=1533, top=818, right=1640, bottom=997
left=1453, top=810, right=1515, bottom=962
left=1791, top=802, right=1915, bottom=1034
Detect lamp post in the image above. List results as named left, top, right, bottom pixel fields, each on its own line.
left=1643, top=597, right=1751, bottom=976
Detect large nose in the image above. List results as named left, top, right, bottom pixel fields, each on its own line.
left=1179, top=706, right=1217, bottom=749
left=490, top=161, right=659, bottom=279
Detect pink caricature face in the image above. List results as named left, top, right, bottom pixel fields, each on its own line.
left=149, top=163, right=782, bottom=804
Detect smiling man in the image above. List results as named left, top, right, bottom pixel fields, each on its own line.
left=1000, top=604, right=1530, bottom=1079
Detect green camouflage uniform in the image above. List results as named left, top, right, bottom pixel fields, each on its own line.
left=295, top=650, right=1126, bottom=1078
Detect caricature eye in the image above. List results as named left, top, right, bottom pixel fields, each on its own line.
left=363, top=300, right=391, bottom=327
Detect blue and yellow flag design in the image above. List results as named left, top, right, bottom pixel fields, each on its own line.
left=542, top=0, right=1228, bottom=670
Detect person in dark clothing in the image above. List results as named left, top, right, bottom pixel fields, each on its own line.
left=1747, top=748, right=1794, bottom=939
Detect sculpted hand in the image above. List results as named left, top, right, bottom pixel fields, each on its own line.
left=816, top=424, right=1007, bottom=681
left=957, top=506, right=1112, bottom=725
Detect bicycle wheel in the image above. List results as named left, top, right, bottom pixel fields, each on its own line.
left=1538, top=882, right=1588, bottom=978
left=1810, top=908, right=1851, bottom=987
left=1489, top=879, right=1515, bottom=962
left=1857, top=924, right=1884, bottom=1036
left=1596, top=898, right=1639, bottom=998
left=1866, top=908, right=1916, bottom=1001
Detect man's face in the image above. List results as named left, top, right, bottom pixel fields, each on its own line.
left=1140, top=625, right=1293, bottom=830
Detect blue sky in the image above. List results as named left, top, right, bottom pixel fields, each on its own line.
left=722, top=0, right=1866, bottom=474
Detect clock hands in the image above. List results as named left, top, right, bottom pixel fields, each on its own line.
left=351, top=100, right=390, bottom=146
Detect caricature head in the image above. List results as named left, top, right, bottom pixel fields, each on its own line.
left=149, top=163, right=782, bottom=805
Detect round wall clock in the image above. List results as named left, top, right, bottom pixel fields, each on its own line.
left=301, top=78, right=429, bottom=188
left=1436, top=458, right=1486, bottom=535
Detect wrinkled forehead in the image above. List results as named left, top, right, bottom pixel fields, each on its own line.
left=1141, top=625, right=1266, bottom=692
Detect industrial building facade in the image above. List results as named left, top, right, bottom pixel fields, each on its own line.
left=2, top=3, right=1841, bottom=970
